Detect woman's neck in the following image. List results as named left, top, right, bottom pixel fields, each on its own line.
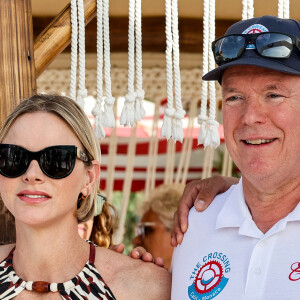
left=12, top=216, right=89, bottom=283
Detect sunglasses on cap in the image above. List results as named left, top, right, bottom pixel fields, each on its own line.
left=212, top=32, right=300, bottom=65
left=0, top=144, right=90, bottom=179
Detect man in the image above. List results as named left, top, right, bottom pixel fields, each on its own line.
left=171, top=15, right=300, bottom=300
left=133, top=183, right=184, bottom=270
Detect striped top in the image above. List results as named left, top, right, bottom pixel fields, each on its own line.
left=0, top=242, right=116, bottom=299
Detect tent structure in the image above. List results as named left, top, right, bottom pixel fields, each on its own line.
left=0, top=0, right=298, bottom=244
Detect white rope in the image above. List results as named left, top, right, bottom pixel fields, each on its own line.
left=204, top=0, right=219, bottom=149
left=92, top=0, right=116, bottom=138
left=171, top=0, right=185, bottom=143
left=242, top=0, right=254, bottom=20
left=161, top=0, right=185, bottom=143
left=198, top=0, right=209, bottom=145
left=77, top=0, right=87, bottom=109
left=278, top=0, right=289, bottom=18
left=161, top=0, right=174, bottom=140
left=102, top=0, right=116, bottom=128
left=120, top=0, right=137, bottom=127
left=92, top=0, right=106, bottom=139
left=134, top=0, right=146, bottom=122
left=198, top=0, right=219, bottom=149
left=70, top=0, right=78, bottom=100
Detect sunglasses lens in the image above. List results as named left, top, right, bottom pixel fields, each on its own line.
left=41, top=147, right=75, bottom=179
left=256, top=33, right=293, bottom=58
left=214, top=35, right=245, bottom=64
left=0, top=145, right=28, bottom=178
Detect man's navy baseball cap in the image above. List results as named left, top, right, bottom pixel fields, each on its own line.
left=203, top=15, right=300, bottom=82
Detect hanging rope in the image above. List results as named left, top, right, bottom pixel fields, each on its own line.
left=77, top=0, right=87, bottom=109
left=92, top=0, right=115, bottom=139
left=242, top=0, right=254, bottom=20
left=121, top=0, right=145, bottom=127
left=161, top=0, right=185, bottom=143
left=278, top=0, right=289, bottom=18
left=198, top=0, right=219, bottom=149
left=70, top=0, right=78, bottom=100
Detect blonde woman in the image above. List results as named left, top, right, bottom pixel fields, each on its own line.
left=0, top=94, right=170, bottom=299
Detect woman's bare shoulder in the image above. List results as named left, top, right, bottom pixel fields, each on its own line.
left=94, top=247, right=171, bottom=300
left=0, top=244, right=15, bottom=261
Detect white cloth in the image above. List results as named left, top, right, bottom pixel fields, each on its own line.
left=171, top=178, right=300, bottom=300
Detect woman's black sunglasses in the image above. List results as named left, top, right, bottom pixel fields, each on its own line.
left=212, top=32, right=300, bottom=65
left=0, top=144, right=90, bottom=179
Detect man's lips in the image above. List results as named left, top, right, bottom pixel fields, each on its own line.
left=17, top=190, right=51, bottom=203
left=242, top=138, right=277, bottom=145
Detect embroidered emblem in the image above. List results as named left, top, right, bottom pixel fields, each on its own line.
left=289, top=262, right=300, bottom=281
left=242, top=24, right=269, bottom=49
left=188, top=252, right=231, bottom=300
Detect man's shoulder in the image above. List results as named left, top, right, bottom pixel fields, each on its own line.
left=94, top=247, right=171, bottom=299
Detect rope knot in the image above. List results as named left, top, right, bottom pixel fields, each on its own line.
left=136, top=90, right=145, bottom=100
left=125, top=92, right=137, bottom=103
left=92, top=105, right=101, bottom=116
left=78, top=88, right=88, bottom=98
left=173, top=109, right=186, bottom=120
left=197, top=114, right=208, bottom=125
left=165, top=107, right=176, bottom=117
left=104, top=96, right=115, bottom=106
left=207, top=119, right=219, bottom=127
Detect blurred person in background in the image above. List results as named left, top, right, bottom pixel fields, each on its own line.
left=133, top=183, right=184, bottom=270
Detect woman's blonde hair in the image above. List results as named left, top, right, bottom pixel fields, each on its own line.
left=0, top=94, right=100, bottom=222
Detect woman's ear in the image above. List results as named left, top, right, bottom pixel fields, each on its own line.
left=81, top=160, right=100, bottom=196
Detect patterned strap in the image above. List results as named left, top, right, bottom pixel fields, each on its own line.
left=89, top=242, right=96, bottom=264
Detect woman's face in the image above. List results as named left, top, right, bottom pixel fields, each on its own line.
left=0, top=112, right=98, bottom=228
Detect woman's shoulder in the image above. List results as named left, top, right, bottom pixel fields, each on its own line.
left=94, top=247, right=171, bottom=300
left=0, top=244, right=15, bottom=262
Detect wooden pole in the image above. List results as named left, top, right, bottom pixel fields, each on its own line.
left=0, top=0, right=36, bottom=123
left=0, top=0, right=36, bottom=244
left=34, top=0, right=97, bottom=77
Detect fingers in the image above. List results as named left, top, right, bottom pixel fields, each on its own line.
left=109, top=243, right=125, bottom=253
left=153, top=257, right=166, bottom=268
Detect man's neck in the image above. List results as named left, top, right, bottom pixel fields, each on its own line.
left=243, top=177, right=300, bottom=233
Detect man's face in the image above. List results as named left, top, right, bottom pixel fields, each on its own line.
left=222, top=66, right=300, bottom=188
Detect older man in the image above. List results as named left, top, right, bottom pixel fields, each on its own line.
left=171, top=15, right=300, bottom=300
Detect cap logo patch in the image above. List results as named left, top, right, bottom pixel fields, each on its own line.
left=242, top=24, right=269, bottom=49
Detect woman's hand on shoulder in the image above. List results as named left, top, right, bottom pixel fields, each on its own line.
left=171, top=176, right=239, bottom=246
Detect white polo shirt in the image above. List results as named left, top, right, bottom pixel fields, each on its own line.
left=171, top=178, right=300, bottom=300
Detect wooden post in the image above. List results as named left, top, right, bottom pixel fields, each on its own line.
left=34, top=0, right=97, bottom=77
left=0, top=0, right=36, bottom=123
left=0, top=0, right=36, bottom=244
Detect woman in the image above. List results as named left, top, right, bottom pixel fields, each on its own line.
left=78, top=195, right=117, bottom=248
left=0, top=94, right=170, bottom=299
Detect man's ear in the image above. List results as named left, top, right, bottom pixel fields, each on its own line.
left=81, top=160, right=100, bottom=196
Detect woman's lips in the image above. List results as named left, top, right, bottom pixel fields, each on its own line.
left=17, top=190, right=51, bottom=203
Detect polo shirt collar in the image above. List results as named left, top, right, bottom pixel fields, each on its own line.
left=216, top=177, right=300, bottom=239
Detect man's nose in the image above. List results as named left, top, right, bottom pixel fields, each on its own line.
left=240, top=97, right=267, bottom=125
left=132, top=235, right=143, bottom=248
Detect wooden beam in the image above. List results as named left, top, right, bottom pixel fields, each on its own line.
left=33, top=16, right=235, bottom=55
left=0, top=0, right=36, bottom=121
left=34, top=0, right=97, bottom=77
left=0, top=0, right=36, bottom=245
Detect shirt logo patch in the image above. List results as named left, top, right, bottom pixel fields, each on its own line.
left=188, top=251, right=231, bottom=300
left=242, top=24, right=269, bottom=49
left=289, top=263, right=300, bottom=281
